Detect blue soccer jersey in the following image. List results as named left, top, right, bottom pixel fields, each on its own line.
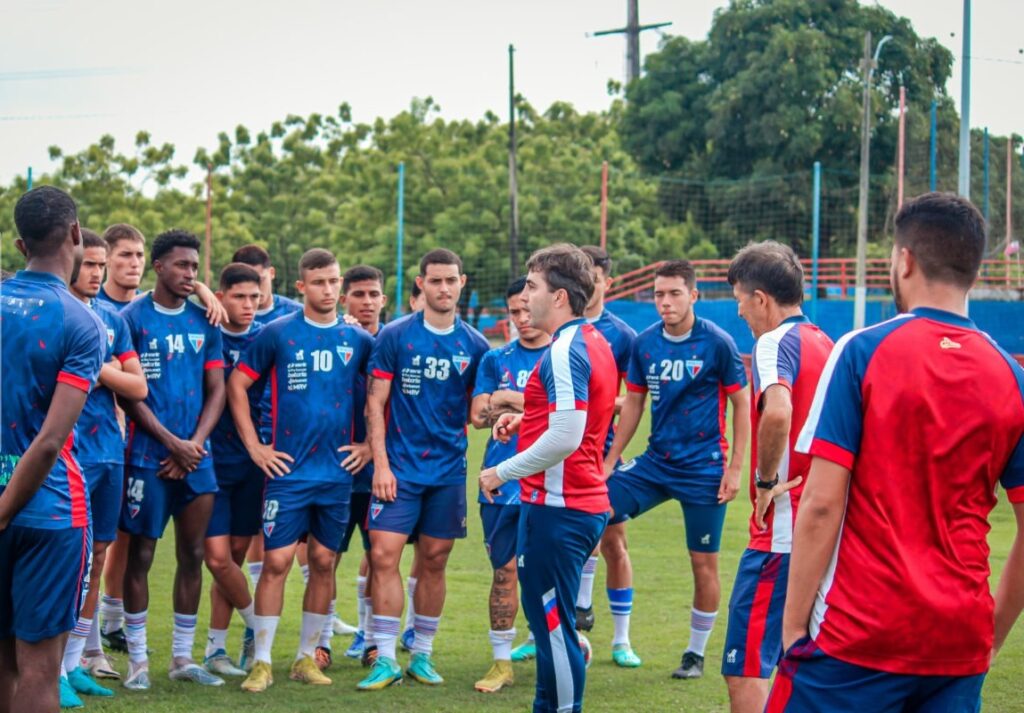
left=211, top=324, right=264, bottom=465
left=95, top=285, right=137, bottom=311
left=0, top=271, right=106, bottom=529
left=368, top=312, right=490, bottom=486
left=589, top=309, right=637, bottom=452
left=236, top=312, right=374, bottom=481
left=472, top=340, right=547, bottom=504
left=625, top=317, right=747, bottom=474
left=350, top=329, right=384, bottom=495
left=77, top=300, right=138, bottom=466
left=253, top=293, right=302, bottom=326
left=121, top=295, right=224, bottom=469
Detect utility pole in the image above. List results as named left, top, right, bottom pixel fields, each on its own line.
left=204, top=163, right=213, bottom=286
left=508, top=44, right=519, bottom=279
left=591, top=0, right=672, bottom=86
left=958, top=0, right=972, bottom=197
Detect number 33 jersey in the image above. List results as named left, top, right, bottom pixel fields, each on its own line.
left=369, top=312, right=490, bottom=486
left=237, top=312, right=374, bottom=481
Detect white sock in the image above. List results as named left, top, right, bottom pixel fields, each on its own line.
left=238, top=601, right=256, bottom=631
left=576, top=556, right=598, bottom=609
left=300, top=564, right=310, bottom=586
left=297, top=611, right=328, bottom=661
left=85, top=616, right=103, bottom=655
left=403, top=576, right=418, bottom=632
left=687, top=607, right=718, bottom=657
left=356, top=576, right=368, bottom=633
left=247, top=562, right=263, bottom=588
left=253, top=615, right=280, bottom=664
left=608, top=587, right=634, bottom=646
left=365, top=604, right=375, bottom=646
left=63, top=617, right=91, bottom=672
left=411, top=614, right=439, bottom=656
left=489, top=628, right=516, bottom=661
left=205, top=628, right=228, bottom=658
left=172, top=612, right=197, bottom=661
left=372, top=615, right=400, bottom=660
left=60, top=662, right=67, bottom=678
left=319, top=600, right=336, bottom=648
left=124, top=610, right=148, bottom=664
left=527, top=629, right=535, bottom=644
left=100, top=595, right=124, bottom=634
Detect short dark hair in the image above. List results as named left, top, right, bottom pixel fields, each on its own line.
left=727, top=242, right=805, bottom=306
left=506, top=276, right=527, bottom=300
left=894, top=192, right=986, bottom=289
left=219, top=262, right=262, bottom=291
left=581, top=245, right=613, bottom=276
left=81, top=228, right=106, bottom=251
left=103, top=223, right=145, bottom=250
left=419, top=248, right=462, bottom=275
left=526, top=244, right=595, bottom=317
left=410, top=282, right=422, bottom=299
left=654, top=259, right=697, bottom=289
left=232, top=244, right=272, bottom=269
left=14, top=186, right=78, bottom=256
left=151, top=229, right=201, bottom=264
left=298, top=248, right=337, bottom=277
left=343, top=264, right=384, bottom=293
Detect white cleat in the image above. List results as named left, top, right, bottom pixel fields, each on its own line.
left=332, top=616, right=358, bottom=635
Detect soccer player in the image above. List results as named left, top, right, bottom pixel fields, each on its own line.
left=96, top=224, right=145, bottom=310
left=232, top=244, right=303, bottom=326
left=200, top=263, right=266, bottom=677
left=0, top=187, right=105, bottom=713
left=479, top=243, right=617, bottom=713
left=470, top=277, right=550, bottom=693
left=719, top=242, right=833, bottom=713
left=409, top=282, right=424, bottom=313
left=358, top=248, right=489, bottom=691
left=231, top=249, right=373, bottom=692
left=768, top=193, right=1024, bottom=711
left=118, top=230, right=226, bottom=690
left=601, top=259, right=750, bottom=677
left=61, top=230, right=149, bottom=703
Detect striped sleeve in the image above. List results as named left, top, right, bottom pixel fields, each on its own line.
left=541, top=327, right=589, bottom=412
left=795, top=331, right=863, bottom=470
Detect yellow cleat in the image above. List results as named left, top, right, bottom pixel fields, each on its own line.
left=241, top=661, right=273, bottom=693
left=474, top=660, right=514, bottom=693
left=289, top=655, right=332, bottom=685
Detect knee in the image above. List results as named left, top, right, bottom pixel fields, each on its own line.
left=690, top=555, right=719, bottom=582
left=418, top=547, right=451, bottom=575
left=600, top=530, right=628, bottom=561
left=179, top=542, right=206, bottom=571
left=369, top=544, right=399, bottom=572
left=204, top=551, right=232, bottom=578
left=494, top=561, right=517, bottom=585
left=127, top=541, right=156, bottom=573
left=308, top=551, right=336, bottom=578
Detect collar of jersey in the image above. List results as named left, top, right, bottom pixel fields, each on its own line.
left=152, top=298, right=186, bottom=316
left=221, top=323, right=253, bottom=336
left=16, top=270, right=67, bottom=287
left=781, top=313, right=810, bottom=326
left=661, top=326, right=693, bottom=343
left=421, top=312, right=457, bottom=335
left=554, top=318, right=586, bottom=338
left=584, top=309, right=607, bottom=325
left=910, top=306, right=975, bottom=329
left=304, top=314, right=338, bottom=329
left=255, top=295, right=280, bottom=316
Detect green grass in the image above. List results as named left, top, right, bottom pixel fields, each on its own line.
left=85, top=415, right=1024, bottom=712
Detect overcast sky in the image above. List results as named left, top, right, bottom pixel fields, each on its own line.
left=2, top=0, right=1020, bottom=185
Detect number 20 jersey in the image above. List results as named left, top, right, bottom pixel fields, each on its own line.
left=368, top=312, right=490, bottom=486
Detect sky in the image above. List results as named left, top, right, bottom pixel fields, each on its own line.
left=2, top=0, right=1021, bottom=185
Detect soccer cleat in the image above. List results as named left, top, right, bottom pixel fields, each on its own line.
left=361, top=644, right=378, bottom=668
left=238, top=627, right=256, bottom=672
left=59, top=675, right=84, bottom=708
left=474, top=660, right=514, bottom=693
left=204, top=650, right=247, bottom=677
left=399, top=627, right=415, bottom=652
left=510, top=640, right=536, bottom=662
left=290, top=655, right=332, bottom=685
left=69, top=666, right=115, bottom=697
left=332, top=616, right=358, bottom=635
left=671, top=651, right=704, bottom=679
left=345, top=631, right=366, bottom=659
left=611, top=643, right=643, bottom=668
left=241, top=661, right=274, bottom=693
left=169, top=661, right=225, bottom=686
left=406, top=652, right=444, bottom=685
left=82, top=652, right=121, bottom=679
left=102, top=627, right=128, bottom=653
left=123, top=661, right=151, bottom=691
left=314, top=645, right=333, bottom=671
left=575, top=606, right=595, bottom=632
left=356, top=656, right=403, bottom=691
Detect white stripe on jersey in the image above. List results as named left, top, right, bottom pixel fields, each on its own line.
left=771, top=447, right=794, bottom=552
left=754, top=321, right=797, bottom=393
left=550, top=324, right=580, bottom=412
left=544, top=460, right=566, bottom=508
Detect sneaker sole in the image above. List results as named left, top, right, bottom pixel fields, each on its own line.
left=407, top=673, right=444, bottom=686
left=474, top=679, right=513, bottom=693
left=357, top=677, right=403, bottom=691
left=289, top=674, right=332, bottom=685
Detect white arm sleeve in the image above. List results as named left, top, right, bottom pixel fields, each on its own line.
left=495, top=410, right=587, bottom=482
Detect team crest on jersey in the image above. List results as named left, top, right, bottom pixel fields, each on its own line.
left=452, top=354, right=471, bottom=375
left=370, top=502, right=384, bottom=520
left=187, top=333, right=204, bottom=353
left=106, top=328, right=115, bottom=347
left=685, top=359, right=703, bottom=378
left=128, top=503, right=141, bottom=519
left=263, top=522, right=275, bottom=538
left=337, top=345, right=354, bottom=365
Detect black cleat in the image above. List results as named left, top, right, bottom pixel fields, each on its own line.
left=575, top=606, right=595, bottom=632
left=361, top=644, right=378, bottom=668
left=102, top=627, right=128, bottom=653
left=671, top=651, right=704, bottom=679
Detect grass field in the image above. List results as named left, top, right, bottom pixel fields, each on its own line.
left=81, top=415, right=1024, bottom=712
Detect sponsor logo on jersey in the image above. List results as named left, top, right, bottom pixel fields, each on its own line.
left=337, top=345, right=354, bottom=365
left=453, top=354, right=471, bottom=375
left=149, top=338, right=159, bottom=351
left=412, top=354, right=421, bottom=366
left=295, top=349, right=305, bottom=361
left=370, top=502, right=384, bottom=520
left=188, top=333, right=205, bottom=353
left=940, top=336, right=962, bottom=350
left=106, top=328, right=115, bottom=347
left=685, top=359, right=703, bottom=378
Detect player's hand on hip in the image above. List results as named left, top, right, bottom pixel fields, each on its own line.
left=372, top=467, right=397, bottom=502
left=718, top=464, right=742, bottom=504
left=492, top=412, right=522, bottom=444
left=250, top=442, right=294, bottom=479
left=479, top=468, right=502, bottom=503
left=754, top=476, right=803, bottom=530
left=603, top=458, right=617, bottom=478
left=338, top=442, right=372, bottom=474
left=782, top=625, right=809, bottom=655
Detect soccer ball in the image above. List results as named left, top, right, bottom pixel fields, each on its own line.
left=578, top=633, right=593, bottom=669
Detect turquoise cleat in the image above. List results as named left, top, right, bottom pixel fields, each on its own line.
left=406, top=652, right=444, bottom=685
left=510, top=640, right=536, bottom=662
left=69, top=666, right=115, bottom=696
left=356, top=656, right=403, bottom=691
left=611, top=643, right=643, bottom=668
left=59, top=675, right=84, bottom=708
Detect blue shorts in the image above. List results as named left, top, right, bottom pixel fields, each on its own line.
left=83, top=461, right=124, bottom=543
left=119, top=465, right=218, bottom=540
left=608, top=456, right=727, bottom=553
left=262, top=478, right=351, bottom=553
left=368, top=481, right=467, bottom=540
left=206, top=461, right=264, bottom=539
left=0, top=525, right=91, bottom=642
left=722, top=549, right=789, bottom=678
left=767, top=638, right=984, bottom=713
left=340, top=491, right=371, bottom=554
left=480, top=503, right=520, bottom=569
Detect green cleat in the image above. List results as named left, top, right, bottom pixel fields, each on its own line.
left=611, top=643, right=643, bottom=668
left=69, top=666, right=115, bottom=696
left=406, top=652, right=444, bottom=685
left=510, top=640, right=536, bottom=662
left=356, top=656, right=403, bottom=691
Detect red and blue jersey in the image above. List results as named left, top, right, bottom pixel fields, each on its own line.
left=253, top=293, right=302, bottom=327
left=589, top=309, right=637, bottom=451
left=518, top=320, right=617, bottom=514
left=77, top=300, right=138, bottom=466
left=625, top=317, right=747, bottom=476
left=473, top=340, right=547, bottom=505
left=211, top=324, right=265, bottom=466
left=796, top=307, right=1024, bottom=676
left=237, top=312, right=374, bottom=482
left=0, top=271, right=106, bottom=529
left=368, top=312, right=489, bottom=486
left=747, top=315, right=833, bottom=553
left=121, top=295, right=224, bottom=469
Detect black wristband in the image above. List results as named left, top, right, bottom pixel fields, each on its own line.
left=755, top=473, right=779, bottom=490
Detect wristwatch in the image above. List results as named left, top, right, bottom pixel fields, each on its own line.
left=755, top=469, right=779, bottom=490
